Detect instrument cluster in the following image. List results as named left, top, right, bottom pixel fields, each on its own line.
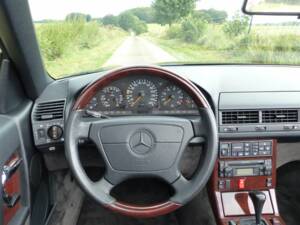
left=85, top=75, right=199, bottom=116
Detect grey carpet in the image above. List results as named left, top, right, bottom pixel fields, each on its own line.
left=77, top=197, right=179, bottom=225
left=176, top=188, right=217, bottom=225
left=276, top=161, right=300, bottom=225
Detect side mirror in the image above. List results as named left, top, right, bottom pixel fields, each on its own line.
left=242, top=0, right=300, bottom=16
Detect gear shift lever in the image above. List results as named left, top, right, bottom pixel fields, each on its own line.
left=249, top=191, right=266, bottom=225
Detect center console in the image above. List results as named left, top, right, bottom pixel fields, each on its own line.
left=209, top=139, right=285, bottom=225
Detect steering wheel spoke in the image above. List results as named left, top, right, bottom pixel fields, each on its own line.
left=67, top=110, right=92, bottom=139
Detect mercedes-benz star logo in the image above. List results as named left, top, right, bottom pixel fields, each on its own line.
left=129, top=130, right=154, bottom=155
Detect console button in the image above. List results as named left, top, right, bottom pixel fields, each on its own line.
left=220, top=143, right=231, bottom=157
left=225, top=167, right=233, bottom=177
left=265, top=146, right=271, bottom=151
left=238, top=151, right=244, bottom=157
left=244, top=142, right=252, bottom=148
left=232, top=151, right=238, bottom=157
left=219, top=180, right=225, bottom=190
left=238, top=178, right=246, bottom=189
left=252, top=150, right=259, bottom=156
left=232, top=143, right=244, bottom=151
left=226, top=180, right=231, bottom=189
left=266, top=178, right=272, bottom=187
left=220, top=149, right=229, bottom=157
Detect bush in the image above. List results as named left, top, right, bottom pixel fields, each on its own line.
left=199, top=25, right=233, bottom=50
left=134, top=20, right=148, bottom=35
left=36, top=21, right=100, bottom=61
left=118, top=12, right=147, bottom=35
left=181, top=17, right=207, bottom=42
left=165, top=24, right=182, bottom=39
left=77, top=22, right=100, bottom=48
left=223, top=14, right=249, bottom=38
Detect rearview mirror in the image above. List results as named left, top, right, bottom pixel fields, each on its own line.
left=243, top=0, right=300, bottom=16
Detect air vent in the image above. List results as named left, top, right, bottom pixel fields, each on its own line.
left=34, top=100, right=65, bottom=121
left=222, top=111, right=259, bottom=124
left=262, top=109, right=298, bottom=123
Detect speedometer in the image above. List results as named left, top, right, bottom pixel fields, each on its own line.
left=126, top=79, right=158, bottom=108
left=100, top=86, right=123, bottom=109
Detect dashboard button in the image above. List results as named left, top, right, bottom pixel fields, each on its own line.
left=37, top=128, right=46, bottom=139
left=47, top=125, right=63, bottom=140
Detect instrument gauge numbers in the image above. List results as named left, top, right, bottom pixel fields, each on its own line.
left=126, top=79, right=158, bottom=109
left=85, top=77, right=199, bottom=116
left=99, top=86, right=124, bottom=109
left=160, top=85, right=184, bottom=108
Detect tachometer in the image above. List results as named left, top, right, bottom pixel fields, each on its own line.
left=126, top=79, right=158, bottom=108
left=99, top=86, right=123, bottom=109
left=161, top=85, right=184, bottom=108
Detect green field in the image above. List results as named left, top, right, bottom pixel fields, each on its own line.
left=145, top=23, right=300, bottom=65
left=35, top=22, right=128, bottom=79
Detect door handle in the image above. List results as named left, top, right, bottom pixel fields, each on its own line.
left=1, top=158, right=22, bottom=208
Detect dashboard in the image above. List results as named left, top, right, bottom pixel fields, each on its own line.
left=84, top=75, right=198, bottom=116
left=31, top=65, right=300, bottom=152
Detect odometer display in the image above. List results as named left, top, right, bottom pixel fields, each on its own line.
left=126, top=79, right=158, bottom=109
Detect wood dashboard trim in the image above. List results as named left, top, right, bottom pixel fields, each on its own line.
left=208, top=139, right=285, bottom=225
left=3, top=153, right=21, bottom=225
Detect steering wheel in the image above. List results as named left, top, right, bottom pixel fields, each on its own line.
left=65, top=66, right=218, bottom=218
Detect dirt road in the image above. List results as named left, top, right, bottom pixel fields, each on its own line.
left=104, top=35, right=177, bottom=67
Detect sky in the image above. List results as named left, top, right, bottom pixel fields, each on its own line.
left=28, top=0, right=298, bottom=23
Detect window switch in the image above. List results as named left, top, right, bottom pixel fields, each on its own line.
left=37, top=128, right=46, bottom=139
left=226, top=180, right=231, bottom=190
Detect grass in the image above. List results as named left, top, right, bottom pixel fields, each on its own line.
left=145, top=23, right=300, bottom=65
left=35, top=22, right=128, bottom=79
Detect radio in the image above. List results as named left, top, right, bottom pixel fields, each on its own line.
left=219, top=159, right=272, bottom=178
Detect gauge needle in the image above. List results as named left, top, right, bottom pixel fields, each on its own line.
left=132, top=95, right=143, bottom=107
left=163, top=96, right=173, bottom=106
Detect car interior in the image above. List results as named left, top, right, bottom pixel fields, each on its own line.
left=1, top=0, right=300, bottom=225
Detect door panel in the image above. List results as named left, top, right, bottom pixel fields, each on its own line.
left=0, top=112, right=31, bottom=225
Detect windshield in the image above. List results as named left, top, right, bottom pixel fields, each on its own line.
left=29, top=0, right=300, bottom=79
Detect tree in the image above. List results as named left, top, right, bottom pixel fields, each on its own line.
left=134, top=20, right=148, bottom=35
left=65, top=13, right=92, bottom=22
left=118, top=12, right=137, bottom=31
left=195, top=9, right=228, bottom=24
left=180, top=16, right=207, bottom=42
left=124, top=7, right=155, bottom=23
left=152, top=0, right=197, bottom=26
left=223, top=14, right=250, bottom=37
left=102, top=15, right=119, bottom=26
left=118, top=12, right=148, bottom=35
